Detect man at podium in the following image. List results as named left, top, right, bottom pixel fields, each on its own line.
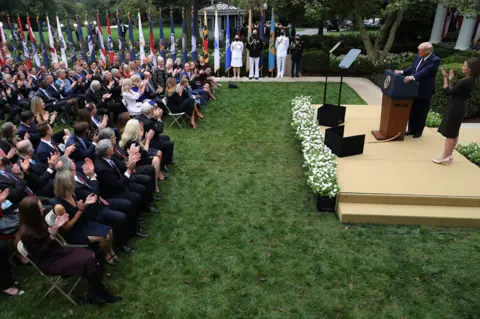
left=394, top=42, right=441, bottom=138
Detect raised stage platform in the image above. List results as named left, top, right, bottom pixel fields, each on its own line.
left=312, top=104, right=480, bottom=228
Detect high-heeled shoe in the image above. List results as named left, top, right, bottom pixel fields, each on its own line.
left=433, top=156, right=453, bottom=165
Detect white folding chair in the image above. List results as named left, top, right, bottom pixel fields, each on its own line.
left=17, top=241, right=81, bottom=306
left=162, top=97, right=187, bottom=130
left=45, top=211, right=87, bottom=248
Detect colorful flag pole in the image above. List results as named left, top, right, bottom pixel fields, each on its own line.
left=17, top=16, right=32, bottom=68
left=116, top=10, right=125, bottom=62
left=246, top=9, right=252, bottom=72
left=225, top=7, right=232, bottom=73
left=148, top=13, right=156, bottom=65
left=96, top=12, right=107, bottom=66
left=268, top=8, right=275, bottom=73
left=106, top=12, right=115, bottom=65
left=37, top=16, right=50, bottom=69
left=159, top=8, right=166, bottom=61
left=27, top=15, right=41, bottom=68
left=7, top=15, right=21, bottom=62
left=86, top=14, right=96, bottom=63
left=138, top=11, right=145, bottom=63
left=128, top=12, right=136, bottom=61
left=181, top=8, right=188, bottom=63
left=56, top=15, right=68, bottom=67
left=259, top=9, right=265, bottom=70
left=170, top=8, right=176, bottom=61
left=65, top=17, right=77, bottom=65
left=46, top=15, right=58, bottom=64
left=191, top=6, right=197, bottom=61
left=214, top=8, right=220, bottom=73
left=76, top=14, right=88, bottom=62
left=203, top=9, right=209, bottom=63
left=0, top=22, right=11, bottom=60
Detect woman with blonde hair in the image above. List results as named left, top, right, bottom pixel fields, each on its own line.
left=119, top=119, right=165, bottom=191
left=121, top=78, right=144, bottom=116
left=30, top=96, right=57, bottom=126
left=53, top=171, right=118, bottom=265
left=166, top=77, right=204, bottom=129
left=122, top=64, right=132, bottom=78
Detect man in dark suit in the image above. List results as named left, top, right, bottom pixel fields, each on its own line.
left=137, top=103, right=174, bottom=170
left=3, top=74, right=30, bottom=110
left=16, top=140, right=57, bottom=198
left=85, top=80, right=124, bottom=121
left=395, top=42, right=441, bottom=138
left=18, top=111, right=40, bottom=148
left=0, top=158, right=32, bottom=205
left=65, top=122, right=97, bottom=163
left=94, top=139, right=158, bottom=214
left=35, top=123, right=75, bottom=164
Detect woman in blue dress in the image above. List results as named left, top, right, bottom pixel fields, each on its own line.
left=53, top=170, right=118, bottom=265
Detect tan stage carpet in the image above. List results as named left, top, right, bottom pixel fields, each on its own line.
left=312, top=104, right=480, bottom=227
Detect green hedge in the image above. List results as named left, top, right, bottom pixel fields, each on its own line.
left=456, top=143, right=480, bottom=165
left=301, top=51, right=330, bottom=74
left=430, top=63, right=480, bottom=118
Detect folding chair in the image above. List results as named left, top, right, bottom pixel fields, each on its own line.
left=45, top=211, right=87, bottom=248
left=162, top=97, right=187, bottom=130
left=16, top=240, right=81, bottom=306
left=0, top=209, right=19, bottom=267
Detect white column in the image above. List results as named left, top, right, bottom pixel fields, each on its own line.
left=455, top=17, right=476, bottom=50
left=429, top=3, right=448, bottom=44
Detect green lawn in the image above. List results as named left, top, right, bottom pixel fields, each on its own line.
left=4, top=82, right=480, bottom=318
left=35, top=26, right=184, bottom=46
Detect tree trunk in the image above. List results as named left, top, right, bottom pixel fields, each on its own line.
left=353, top=0, right=375, bottom=59
left=373, top=11, right=394, bottom=55
left=380, top=9, right=404, bottom=60
left=318, top=18, right=324, bottom=37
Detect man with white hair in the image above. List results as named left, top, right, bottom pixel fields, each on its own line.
left=153, top=57, right=167, bottom=92
left=395, top=42, right=441, bottom=138
left=85, top=80, right=125, bottom=121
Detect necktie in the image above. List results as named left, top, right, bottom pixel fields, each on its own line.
left=42, top=89, right=52, bottom=100
left=0, top=171, right=34, bottom=195
left=78, top=138, right=87, bottom=150
left=51, top=84, right=58, bottom=92
left=416, top=58, right=424, bottom=72
left=109, top=160, right=121, bottom=176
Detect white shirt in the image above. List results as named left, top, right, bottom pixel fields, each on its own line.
left=275, top=36, right=290, bottom=57
left=230, top=41, right=244, bottom=59
left=122, top=90, right=142, bottom=116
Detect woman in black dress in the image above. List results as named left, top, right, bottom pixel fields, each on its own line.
left=435, top=57, right=480, bottom=164
left=165, top=78, right=204, bottom=129
left=19, top=196, right=121, bottom=304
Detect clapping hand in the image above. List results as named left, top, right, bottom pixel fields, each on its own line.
left=76, top=199, right=85, bottom=212
left=48, top=152, right=60, bottom=169
left=128, top=143, right=140, bottom=155
left=65, top=145, right=76, bottom=156
left=82, top=158, right=95, bottom=177
left=23, top=132, right=30, bottom=140
left=448, top=69, right=454, bottom=81
left=42, top=111, right=50, bottom=122
left=50, top=112, right=57, bottom=123
left=441, top=67, right=448, bottom=78
left=146, top=129, right=155, bottom=141
left=0, top=189, right=9, bottom=203
left=20, top=156, right=31, bottom=172
left=7, top=147, right=16, bottom=159
left=85, top=194, right=98, bottom=205
left=100, top=115, right=108, bottom=129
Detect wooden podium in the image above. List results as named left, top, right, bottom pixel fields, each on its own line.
left=372, top=70, right=420, bottom=141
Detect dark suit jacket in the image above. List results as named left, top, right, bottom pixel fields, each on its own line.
left=403, top=54, right=441, bottom=99
left=84, top=88, right=105, bottom=108
left=136, top=113, right=164, bottom=136
left=65, top=134, right=96, bottom=163
left=94, top=157, right=129, bottom=199
left=18, top=156, right=55, bottom=197
left=6, top=84, right=26, bottom=105
left=0, top=170, right=29, bottom=204
left=35, top=140, right=63, bottom=164
left=18, top=123, right=40, bottom=147
left=35, top=88, right=57, bottom=103
left=46, top=83, right=65, bottom=100
left=74, top=171, right=100, bottom=201
left=153, top=69, right=167, bottom=90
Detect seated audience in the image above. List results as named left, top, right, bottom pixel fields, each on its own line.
left=165, top=77, right=204, bottom=129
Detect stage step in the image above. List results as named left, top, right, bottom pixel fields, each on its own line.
left=339, top=193, right=480, bottom=208
left=337, top=203, right=480, bottom=228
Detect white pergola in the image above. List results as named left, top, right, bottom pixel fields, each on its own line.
left=429, top=2, right=480, bottom=50
left=198, top=2, right=247, bottom=40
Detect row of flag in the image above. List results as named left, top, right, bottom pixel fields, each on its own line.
left=0, top=8, right=278, bottom=74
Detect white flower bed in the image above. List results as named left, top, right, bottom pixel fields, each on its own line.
left=291, top=96, right=340, bottom=198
